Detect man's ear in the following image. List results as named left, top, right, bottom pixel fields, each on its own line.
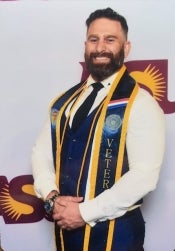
left=124, top=41, right=131, bottom=58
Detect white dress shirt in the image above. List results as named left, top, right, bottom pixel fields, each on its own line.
left=32, top=72, right=165, bottom=226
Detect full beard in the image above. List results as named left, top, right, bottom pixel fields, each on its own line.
left=85, top=48, right=125, bottom=82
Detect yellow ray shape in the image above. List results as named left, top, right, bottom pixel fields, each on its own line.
left=130, top=64, right=166, bottom=101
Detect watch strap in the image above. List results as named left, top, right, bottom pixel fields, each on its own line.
left=49, top=193, right=60, bottom=203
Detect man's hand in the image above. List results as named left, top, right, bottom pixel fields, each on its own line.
left=52, top=196, right=85, bottom=230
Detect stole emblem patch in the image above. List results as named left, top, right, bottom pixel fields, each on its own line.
left=104, top=114, right=122, bottom=134
left=51, top=108, right=59, bottom=128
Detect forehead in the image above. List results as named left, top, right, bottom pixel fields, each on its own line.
left=87, top=18, right=124, bottom=37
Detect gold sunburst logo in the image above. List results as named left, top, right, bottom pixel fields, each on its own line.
left=0, top=184, right=35, bottom=221
left=130, top=64, right=166, bottom=101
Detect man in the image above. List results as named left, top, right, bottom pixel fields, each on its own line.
left=32, top=7, right=165, bottom=251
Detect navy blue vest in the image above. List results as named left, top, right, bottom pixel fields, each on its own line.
left=50, top=68, right=144, bottom=251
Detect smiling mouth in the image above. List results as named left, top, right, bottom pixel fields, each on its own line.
left=93, top=56, right=110, bottom=63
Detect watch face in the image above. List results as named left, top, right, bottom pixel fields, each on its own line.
left=44, top=193, right=59, bottom=214
left=44, top=200, right=54, bottom=214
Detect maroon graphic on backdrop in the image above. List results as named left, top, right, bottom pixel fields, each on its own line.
left=0, top=175, right=52, bottom=224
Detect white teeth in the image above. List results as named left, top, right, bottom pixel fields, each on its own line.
left=96, top=57, right=106, bottom=59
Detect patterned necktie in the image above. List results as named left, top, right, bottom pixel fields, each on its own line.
left=72, top=82, right=103, bottom=131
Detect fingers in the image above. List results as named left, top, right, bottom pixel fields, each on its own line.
left=71, top=196, right=83, bottom=202
left=59, top=224, right=71, bottom=231
left=54, top=196, right=83, bottom=208
left=56, top=218, right=72, bottom=231
left=57, top=196, right=83, bottom=203
left=55, top=198, right=66, bottom=207
left=52, top=195, right=85, bottom=230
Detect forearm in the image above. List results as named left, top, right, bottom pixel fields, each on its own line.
left=32, top=117, right=58, bottom=200
left=79, top=164, right=160, bottom=226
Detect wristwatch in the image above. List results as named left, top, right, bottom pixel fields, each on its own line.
left=44, top=193, right=60, bottom=214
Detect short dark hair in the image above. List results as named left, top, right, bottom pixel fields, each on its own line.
left=86, top=7, right=128, bottom=37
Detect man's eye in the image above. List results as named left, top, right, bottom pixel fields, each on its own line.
left=107, top=38, right=115, bottom=42
left=89, top=38, right=98, bottom=42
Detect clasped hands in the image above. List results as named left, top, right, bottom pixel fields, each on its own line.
left=52, top=195, right=85, bottom=231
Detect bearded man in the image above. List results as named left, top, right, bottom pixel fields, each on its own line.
left=32, top=7, right=165, bottom=251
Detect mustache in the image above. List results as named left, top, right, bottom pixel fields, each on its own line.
left=89, top=52, right=113, bottom=59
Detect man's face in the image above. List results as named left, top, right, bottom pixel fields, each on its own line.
left=85, top=18, right=130, bottom=81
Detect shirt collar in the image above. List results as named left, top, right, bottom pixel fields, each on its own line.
left=86, top=71, right=118, bottom=89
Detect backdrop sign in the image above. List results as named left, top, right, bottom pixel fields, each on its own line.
left=0, top=1, right=174, bottom=251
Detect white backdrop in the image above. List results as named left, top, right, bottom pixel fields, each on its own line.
left=0, top=1, right=175, bottom=250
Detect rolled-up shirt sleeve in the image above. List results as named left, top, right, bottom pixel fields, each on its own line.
left=79, top=88, right=166, bottom=226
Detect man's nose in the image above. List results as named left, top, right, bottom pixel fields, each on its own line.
left=96, top=40, right=106, bottom=52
